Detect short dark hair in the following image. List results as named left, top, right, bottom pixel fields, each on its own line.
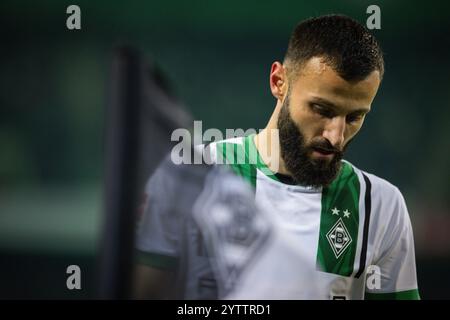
left=284, top=14, right=384, bottom=82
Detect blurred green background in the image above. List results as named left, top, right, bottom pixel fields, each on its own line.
left=1, top=0, right=450, bottom=299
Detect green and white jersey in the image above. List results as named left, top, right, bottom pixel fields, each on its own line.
left=198, top=134, right=420, bottom=300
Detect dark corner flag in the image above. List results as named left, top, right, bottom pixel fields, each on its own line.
left=98, top=46, right=192, bottom=299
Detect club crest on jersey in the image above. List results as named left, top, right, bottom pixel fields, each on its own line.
left=326, top=217, right=352, bottom=259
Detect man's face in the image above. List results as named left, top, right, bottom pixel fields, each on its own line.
left=277, top=57, right=381, bottom=187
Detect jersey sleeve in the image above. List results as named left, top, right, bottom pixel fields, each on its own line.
left=365, top=186, right=420, bottom=300
left=135, top=159, right=180, bottom=270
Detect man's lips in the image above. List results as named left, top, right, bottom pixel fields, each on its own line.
left=312, top=147, right=336, bottom=155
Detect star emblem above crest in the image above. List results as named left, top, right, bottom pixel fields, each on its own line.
left=343, top=209, right=351, bottom=218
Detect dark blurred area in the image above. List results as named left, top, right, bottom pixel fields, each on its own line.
left=1, top=0, right=450, bottom=299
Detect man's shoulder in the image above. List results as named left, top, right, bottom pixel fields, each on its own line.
left=147, top=152, right=215, bottom=193
left=345, top=161, right=412, bottom=237
left=194, top=136, right=248, bottom=163
left=344, top=160, right=404, bottom=201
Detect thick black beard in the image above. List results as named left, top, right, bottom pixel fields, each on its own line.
left=277, top=97, right=343, bottom=188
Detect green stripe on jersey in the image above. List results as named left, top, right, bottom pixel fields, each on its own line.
left=316, top=162, right=360, bottom=276
left=217, top=138, right=256, bottom=187
left=365, top=289, right=420, bottom=300
left=216, top=134, right=279, bottom=187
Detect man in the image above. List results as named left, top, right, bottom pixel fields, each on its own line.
left=135, top=14, right=419, bottom=299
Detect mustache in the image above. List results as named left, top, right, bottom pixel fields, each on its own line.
left=307, top=139, right=343, bottom=156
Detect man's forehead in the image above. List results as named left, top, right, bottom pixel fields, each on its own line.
left=290, top=57, right=381, bottom=105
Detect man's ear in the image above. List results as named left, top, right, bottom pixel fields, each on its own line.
left=269, top=62, right=288, bottom=101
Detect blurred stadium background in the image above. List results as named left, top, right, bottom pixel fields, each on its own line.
left=1, top=0, right=449, bottom=299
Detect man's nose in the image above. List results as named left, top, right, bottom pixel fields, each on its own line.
left=322, top=117, right=345, bottom=149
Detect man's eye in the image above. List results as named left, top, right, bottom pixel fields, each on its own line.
left=312, top=104, right=333, bottom=118
left=346, top=114, right=363, bottom=123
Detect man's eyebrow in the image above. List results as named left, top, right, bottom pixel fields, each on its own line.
left=310, top=97, right=370, bottom=114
